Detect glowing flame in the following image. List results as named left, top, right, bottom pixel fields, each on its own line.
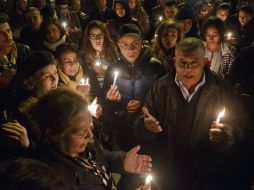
left=216, top=108, right=225, bottom=123
left=113, top=71, right=119, bottom=86
left=145, top=175, right=153, bottom=185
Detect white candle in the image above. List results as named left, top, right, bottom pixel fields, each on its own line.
left=62, top=21, right=67, bottom=29
left=145, top=175, right=153, bottom=185
left=80, top=78, right=89, bottom=85
left=226, top=32, right=232, bottom=40
left=88, top=97, right=98, bottom=117
left=113, top=71, right=118, bottom=86
left=216, top=108, right=225, bottom=124
left=95, top=60, right=101, bottom=66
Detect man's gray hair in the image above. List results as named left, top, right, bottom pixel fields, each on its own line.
left=176, top=37, right=205, bottom=55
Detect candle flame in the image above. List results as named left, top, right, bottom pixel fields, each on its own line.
left=227, top=32, right=232, bottom=39
left=159, top=16, right=163, bottom=21
left=88, top=98, right=98, bottom=116
left=95, top=60, right=101, bottom=66
left=113, top=71, right=119, bottom=86
left=80, top=78, right=85, bottom=85
left=216, top=107, right=225, bottom=123
left=145, top=175, right=153, bottom=184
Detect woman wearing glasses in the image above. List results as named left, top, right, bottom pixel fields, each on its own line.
left=82, top=21, right=119, bottom=86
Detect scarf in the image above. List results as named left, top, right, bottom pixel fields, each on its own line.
left=0, top=41, right=17, bottom=71
left=43, top=35, right=66, bottom=52
left=57, top=65, right=84, bottom=91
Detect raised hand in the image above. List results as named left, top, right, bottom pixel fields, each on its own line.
left=209, top=122, right=227, bottom=143
left=1, top=120, right=29, bottom=148
left=106, top=85, right=121, bottom=102
left=123, top=145, right=152, bottom=174
left=142, top=107, right=162, bottom=133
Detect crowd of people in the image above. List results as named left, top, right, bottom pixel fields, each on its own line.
left=0, top=0, right=254, bottom=189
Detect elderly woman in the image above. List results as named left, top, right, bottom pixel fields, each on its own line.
left=32, top=88, right=152, bottom=190
left=0, top=51, right=58, bottom=163
left=201, top=16, right=236, bottom=79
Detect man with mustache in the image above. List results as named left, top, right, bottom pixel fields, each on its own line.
left=135, top=37, right=249, bottom=189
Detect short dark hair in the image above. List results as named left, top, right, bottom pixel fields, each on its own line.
left=0, top=159, right=74, bottom=190
left=165, top=0, right=178, bottom=7
left=0, top=12, right=9, bottom=24
left=216, top=2, right=232, bottom=13
left=55, top=43, right=79, bottom=60
left=176, top=37, right=205, bottom=55
left=201, top=16, right=225, bottom=42
left=32, top=88, right=89, bottom=135
left=239, top=5, right=253, bottom=15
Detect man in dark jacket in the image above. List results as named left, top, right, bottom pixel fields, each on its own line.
left=0, top=12, right=30, bottom=123
left=136, top=37, right=249, bottom=190
left=102, top=24, right=165, bottom=152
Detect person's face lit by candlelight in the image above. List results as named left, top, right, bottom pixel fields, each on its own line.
left=59, top=51, right=80, bottom=77
left=216, top=9, right=230, bottom=22
left=205, top=26, right=221, bottom=46
left=46, top=24, right=62, bottom=43
left=128, top=0, right=137, bottom=10
left=89, top=27, right=104, bottom=52
left=239, top=10, right=252, bottom=27
left=117, top=34, right=142, bottom=64
left=115, top=2, right=126, bottom=17
left=161, top=28, right=179, bottom=50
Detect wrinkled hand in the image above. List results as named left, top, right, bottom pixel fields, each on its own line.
left=127, top=100, right=140, bottom=112
left=1, top=120, right=29, bottom=148
left=142, top=107, right=162, bottom=133
left=123, top=145, right=152, bottom=174
left=76, top=84, right=90, bottom=96
left=209, top=122, right=227, bottom=143
left=106, top=85, right=121, bottom=102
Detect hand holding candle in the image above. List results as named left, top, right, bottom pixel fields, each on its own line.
left=76, top=78, right=90, bottom=96
left=88, top=97, right=99, bottom=117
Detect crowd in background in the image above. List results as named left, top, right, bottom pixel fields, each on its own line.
left=0, top=0, right=254, bottom=189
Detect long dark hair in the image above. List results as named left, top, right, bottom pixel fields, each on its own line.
left=82, top=20, right=118, bottom=66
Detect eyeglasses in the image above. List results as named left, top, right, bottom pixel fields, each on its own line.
left=118, top=41, right=141, bottom=51
left=177, top=62, right=201, bottom=70
left=62, top=59, right=79, bottom=66
left=89, top=33, right=104, bottom=40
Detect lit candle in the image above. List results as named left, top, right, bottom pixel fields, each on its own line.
left=159, top=16, right=163, bottom=21
left=145, top=175, right=153, bottom=185
left=62, top=21, right=67, bottom=29
left=80, top=78, right=89, bottom=85
left=226, top=32, right=232, bottom=40
left=88, top=97, right=98, bottom=117
left=113, top=71, right=118, bottom=86
left=216, top=108, right=225, bottom=124
left=95, top=60, right=101, bottom=66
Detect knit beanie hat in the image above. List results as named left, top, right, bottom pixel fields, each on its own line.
left=176, top=3, right=195, bottom=20
left=116, top=24, right=142, bottom=40
left=22, top=51, right=54, bottom=77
